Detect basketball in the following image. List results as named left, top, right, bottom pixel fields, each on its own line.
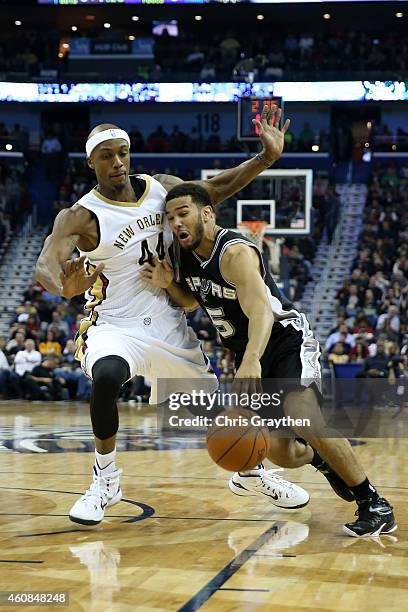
left=206, top=408, right=270, bottom=472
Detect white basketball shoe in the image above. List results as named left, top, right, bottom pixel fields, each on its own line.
left=229, top=465, right=309, bottom=509
left=69, top=465, right=123, bottom=525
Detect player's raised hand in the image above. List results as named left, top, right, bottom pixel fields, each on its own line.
left=253, top=103, right=291, bottom=165
left=59, top=255, right=105, bottom=299
left=141, top=257, right=174, bottom=289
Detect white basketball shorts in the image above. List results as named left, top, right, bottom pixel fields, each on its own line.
left=75, top=307, right=218, bottom=404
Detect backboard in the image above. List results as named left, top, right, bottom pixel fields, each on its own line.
left=201, top=168, right=313, bottom=235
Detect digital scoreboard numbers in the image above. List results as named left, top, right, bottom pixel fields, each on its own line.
left=237, top=96, right=283, bottom=141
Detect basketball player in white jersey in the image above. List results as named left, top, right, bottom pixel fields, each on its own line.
left=35, top=107, right=308, bottom=525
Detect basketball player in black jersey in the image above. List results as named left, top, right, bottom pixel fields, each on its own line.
left=141, top=182, right=397, bottom=538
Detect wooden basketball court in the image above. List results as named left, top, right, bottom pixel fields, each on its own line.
left=0, top=401, right=407, bottom=611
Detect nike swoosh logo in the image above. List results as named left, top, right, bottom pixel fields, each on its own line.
left=369, top=506, right=391, bottom=514
left=261, top=490, right=279, bottom=500
left=101, top=502, right=107, bottom=510
left=232, top=480, right=246, bottom=490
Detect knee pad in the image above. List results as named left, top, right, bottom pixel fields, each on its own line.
left=90, top=356, right=130, bottom=440
left=92, top=356, right=130, bottom=393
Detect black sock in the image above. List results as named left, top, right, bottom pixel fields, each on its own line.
left=350, top=478, right=379, bottom=504
left=310, top=448, right=323, bottom=468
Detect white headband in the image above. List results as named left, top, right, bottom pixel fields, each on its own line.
left=86, top=128, right=130, bottom=157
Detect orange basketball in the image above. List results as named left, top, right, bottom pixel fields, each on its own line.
left=206, top=408, right=270, bottom=472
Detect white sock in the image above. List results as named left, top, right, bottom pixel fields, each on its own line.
left=95, top=448, right=116, bottom=474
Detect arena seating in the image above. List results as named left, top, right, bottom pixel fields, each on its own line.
left=326, top=163, right=408, bottom=390
left=0, top=26, right=406, bottom=83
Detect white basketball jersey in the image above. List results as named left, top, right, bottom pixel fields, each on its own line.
left=77, top=174, right=174, bottom=321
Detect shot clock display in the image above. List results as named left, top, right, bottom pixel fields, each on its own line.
left=237, top=96, right=283, bottom=141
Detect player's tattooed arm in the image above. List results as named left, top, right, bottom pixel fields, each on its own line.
left=221, top=244, right=274, bottom=393
left=153, top=174, right=184, bottom=192
left=140, top=257, right=199, bottom=312
left=35, top=207, right=104, bottom=298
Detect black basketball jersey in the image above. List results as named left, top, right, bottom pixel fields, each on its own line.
left=179, top=228, right=301, bottom=353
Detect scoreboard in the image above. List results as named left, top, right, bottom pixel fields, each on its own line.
left=238, top=96, right=283, bottom=141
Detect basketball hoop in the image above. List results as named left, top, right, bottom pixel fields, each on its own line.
left=238, top=221, right=268, bottom=250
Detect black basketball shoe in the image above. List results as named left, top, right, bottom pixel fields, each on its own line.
left=313, top=456, right=355, bottom=502
left=343, top=498, right=397, bottom=537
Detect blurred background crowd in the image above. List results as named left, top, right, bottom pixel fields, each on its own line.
left=3, top=116, right=408, bottom=157
left=2, top=25, right=408, bottom=83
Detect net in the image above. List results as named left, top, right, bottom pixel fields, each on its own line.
left=238, top=220, right=268, bottom=250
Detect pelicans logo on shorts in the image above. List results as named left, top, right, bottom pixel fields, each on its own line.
left=74, top=311, right=99, bottom=362
left=74, top=262, right=110, bottom=362
left=84, top=261, right=110, bottom=310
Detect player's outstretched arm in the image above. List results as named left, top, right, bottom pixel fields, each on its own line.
left=154, top=104, right=290, bottom=206
left=140, top=257, right=199, bottom=312
left=221, top=244, right=275, bottom=394
left=201, top=105, right=290, bottom=206
left=35, top=207, right=104, bottom=298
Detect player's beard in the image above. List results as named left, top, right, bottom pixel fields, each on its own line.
left=111, top=176, right=128, bottom=193
left=184, top=218, right=205, bottom=252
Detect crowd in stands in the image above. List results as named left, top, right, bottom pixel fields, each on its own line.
left=0, top=24, right=406, bottom=81
left=65, top=122, right=329, bottom=155
left=0, top=159, right=31, bottom=241
left=0, top=285, right=92, bottom=401
left=0, top=121, right=29, bottom=152
left=372, top=124, right=408, bottom=153
left=0, top=279, right=236, bottom=403
left=0, top=29, right=57, bottom=78
left=14, top=118, right=408, bottom=160
left=16, top=117, right=408, bottom=163
left=0, top=122, right=29, bottom=152
left=2, top=119, right=327, bottom=157
left=171, top=30, right=405, bottom=82
left=325, top=162, right=408, bottom=407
